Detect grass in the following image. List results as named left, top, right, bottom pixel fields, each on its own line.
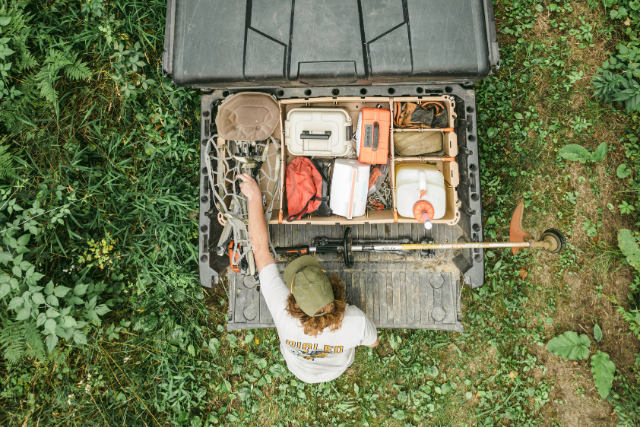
left=0, top=0, right=639, bottom=426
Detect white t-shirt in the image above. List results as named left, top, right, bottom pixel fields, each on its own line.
left=259, top=263, right=378, bottom=383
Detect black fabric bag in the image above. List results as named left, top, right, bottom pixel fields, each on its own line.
left=311, top=159, right=332, bottom=217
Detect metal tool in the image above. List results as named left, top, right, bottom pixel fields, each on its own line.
left=275, top=202, right=566, bottom=267
left=276, top=228, right=435, bottom=267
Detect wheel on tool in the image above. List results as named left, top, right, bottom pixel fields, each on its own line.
left=540, top=229, right=566, bottom=253
left=343, top=227, right=354, bottom=268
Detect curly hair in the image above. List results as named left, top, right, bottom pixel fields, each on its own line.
left=285, top=274, right=347, bottom=337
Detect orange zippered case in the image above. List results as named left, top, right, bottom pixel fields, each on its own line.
left=356, top=107, right=390, bottom=165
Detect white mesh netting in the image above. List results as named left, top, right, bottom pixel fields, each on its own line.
left=205, top=135, right=281, bottom=275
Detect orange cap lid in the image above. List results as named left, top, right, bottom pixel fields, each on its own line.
left=413, top=200, right=434, bottom=223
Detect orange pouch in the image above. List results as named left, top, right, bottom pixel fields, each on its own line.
left=357, top=107, right=390, bottom=165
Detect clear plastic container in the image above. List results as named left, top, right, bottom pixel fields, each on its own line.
left=395, top=163, right=446, bottom=220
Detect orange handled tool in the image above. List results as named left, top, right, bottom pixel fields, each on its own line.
left=229, top=241, right=241, bottom=273
left=275, top=246, right=310, bottom=255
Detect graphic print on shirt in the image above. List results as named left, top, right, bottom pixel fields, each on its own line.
left=285, top=340, right=344, bottom=361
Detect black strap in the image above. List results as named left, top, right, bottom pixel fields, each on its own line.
left=287, top=195, right=315, bottom=221
left=372, top=121, right=379, bottom=151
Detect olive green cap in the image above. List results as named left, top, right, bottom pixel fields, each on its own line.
left=284, top=256, right=334, bottom=317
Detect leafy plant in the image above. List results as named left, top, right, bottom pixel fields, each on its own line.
left=558, top=142, right=608, bottom=163
left=593, top=71, right=640, bottom=112
left=568, top=70, right=584, bottom=84
left=618, top=308, right=640, bottom=339
left=0, top=138, right=14, bottom=179
left=0, top=2, right=92, bottom=128
left=546, top=331, right=616, bottom=400
left=610, top=73, right=640, bottom=113
left=81, top=0, right=105, bottom=17
left=619, top=229, right=640, bottom=270
left=617, top=229, right=640, bottom=343
left=0, top=320, right=45, bottom=363
left=564, top=191, right=578, bottom=204
left=0, top=193, right=112, bottom=357
left=591, top=350, right=616, bottom=399
left=593, top=70, right=627, bottom=103
left=546, top=331, right=591, bottom=360
left=593, top=1, right=640, bottom=115
left=0, top=3, right=34, bottom=110
left=582, top=218, right=602, bottom=238
left=611, top=373, right=640, bottom=427
left=594, top=323, right=603, bottom=343
left=33, top=45, right=92, bottom=104
left=617, top=163, right=632, bottom=179
left=619, top=200, right=635, bottom=215
left=109, top=41, right=153, bottom=100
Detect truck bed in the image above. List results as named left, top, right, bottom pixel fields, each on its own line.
left=227, top=223, right=464, bottom=331
left=196, top=84, right=485, bottom=333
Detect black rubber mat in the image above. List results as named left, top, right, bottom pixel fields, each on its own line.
left=226, top=223, right=463, bottom=332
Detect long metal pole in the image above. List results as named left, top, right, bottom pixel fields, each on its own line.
left=351, top=241, right=547, bottom=251
left=281, top=241, right=550, bottom=256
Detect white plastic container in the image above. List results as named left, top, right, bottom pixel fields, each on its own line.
left=395, top=164, right=446, bottom=220
left=330, top=159, right=370, bottom=219
left=284, top=108, right=353, bottom=157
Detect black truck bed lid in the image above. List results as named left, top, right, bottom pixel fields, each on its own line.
left=163, top=0, right=499, bottom=88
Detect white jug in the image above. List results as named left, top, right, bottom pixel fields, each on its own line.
left=395, top=164, right=446, bottom=225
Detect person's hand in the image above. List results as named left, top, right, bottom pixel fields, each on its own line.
left=237, top=173, right=262, bottom=202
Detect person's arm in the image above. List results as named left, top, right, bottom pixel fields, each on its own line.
left=365, top=336, right=379, bottom=348
left=359, top=313, right=379, bottom=347
left=237, top=173, right=275, bottom=273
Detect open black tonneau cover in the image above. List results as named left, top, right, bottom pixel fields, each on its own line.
left=163, top=0, right=499, bottom=88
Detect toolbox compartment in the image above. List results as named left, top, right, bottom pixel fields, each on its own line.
left=270, top=95, right=459, bottom=226
left=285, top=108, right=353, bottom=157
left=329, top=159, right=370, bottom=220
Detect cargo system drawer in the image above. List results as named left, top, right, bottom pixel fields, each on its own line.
left=197, top=85, right=484, bottom=290
left=271, top=95, right=460, bottom=226
left=162, top=0, right=499, bottom=328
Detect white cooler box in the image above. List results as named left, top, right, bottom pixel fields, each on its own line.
left=284, top=108, right=353, bottom=157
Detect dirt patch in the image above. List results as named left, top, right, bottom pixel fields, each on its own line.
left=554, top=268, right=640, bottom=368
left=512, top=89, right=639, bottom=424
left=534, top=10, right=551, bottom=39
left=466, top=345, right=498, bottom=375
left=525, top=4, right=617, bottom=120
left=523, top=154, right=640, bottom=359
left=535, top=347, right=616, bottom=426
left=518, top=160, right=639, bottom=425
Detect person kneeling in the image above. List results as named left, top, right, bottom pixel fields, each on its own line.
left=238, top=173, right=378, bottom=383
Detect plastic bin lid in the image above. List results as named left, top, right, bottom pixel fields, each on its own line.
left=163, top=0, right=500, bottom=89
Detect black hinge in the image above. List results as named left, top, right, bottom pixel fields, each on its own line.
left=455, top=118, right=468, bottom=129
